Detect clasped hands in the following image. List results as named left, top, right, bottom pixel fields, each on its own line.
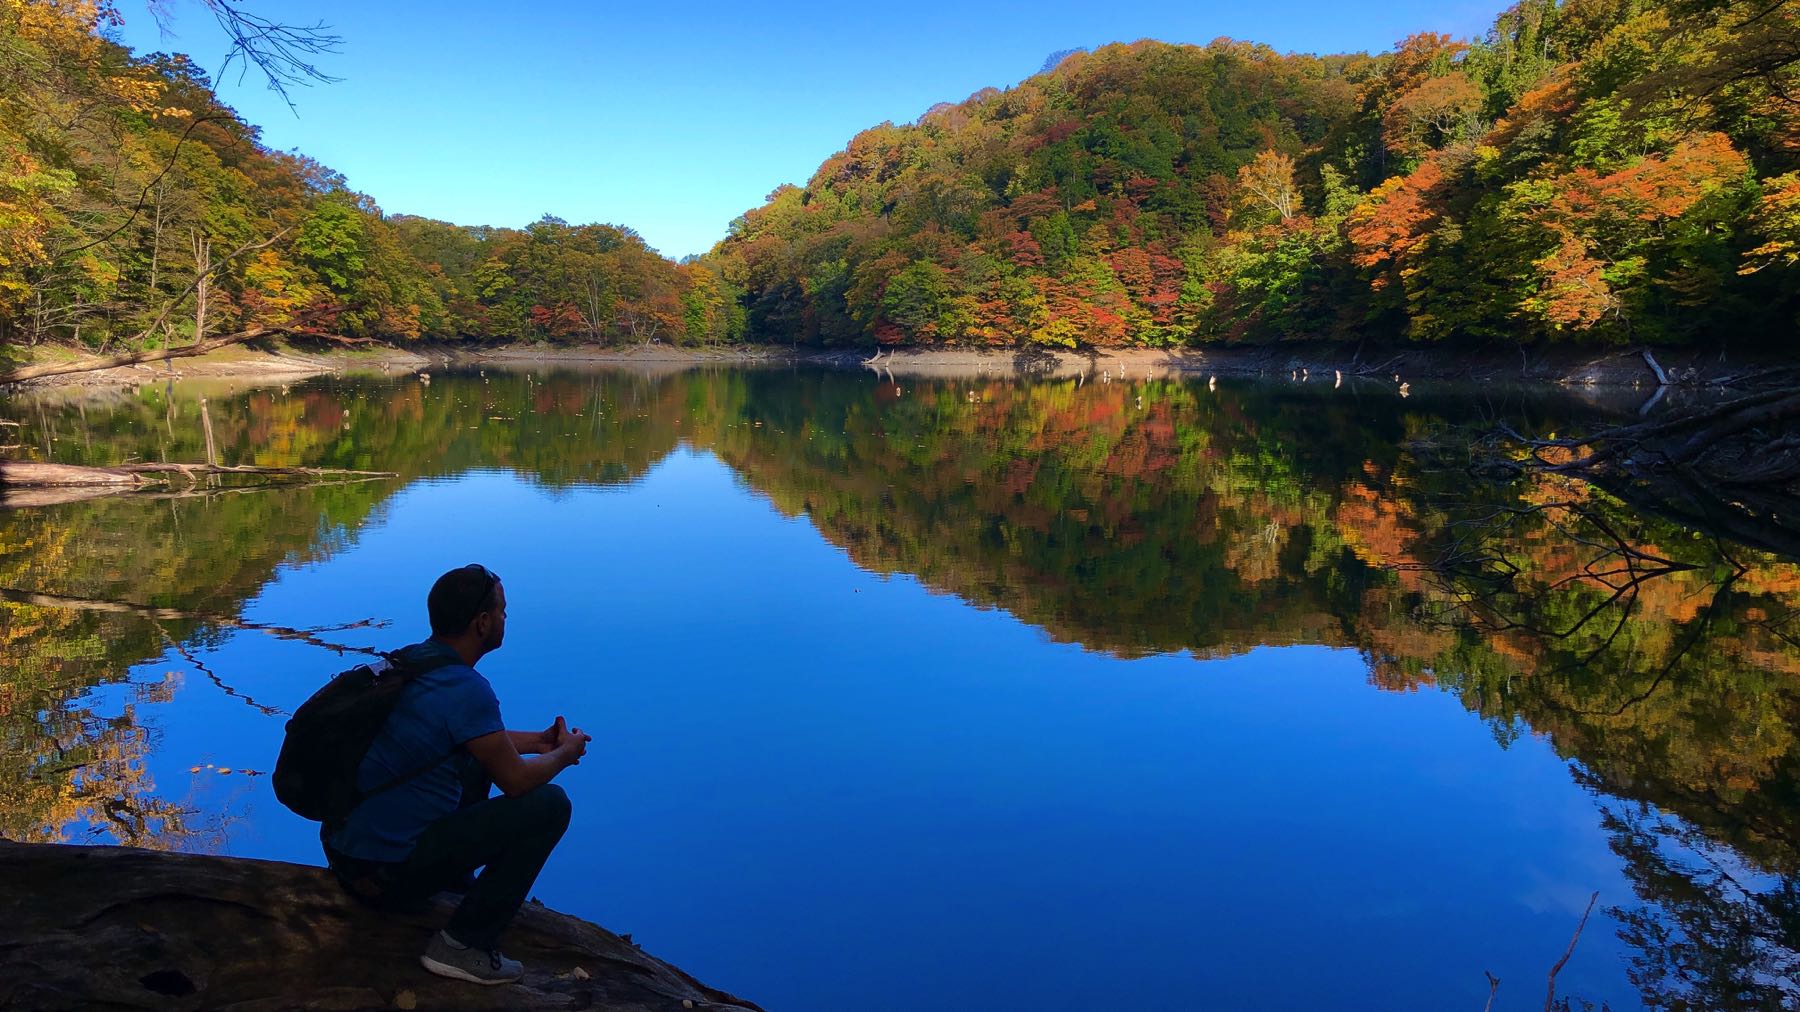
left=517, top=715, right=592, bottom=762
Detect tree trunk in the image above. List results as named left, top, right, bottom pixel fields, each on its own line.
left=191, top=229, right=212, bottom=344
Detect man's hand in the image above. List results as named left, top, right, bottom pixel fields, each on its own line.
left=506, top=716, right=593, bottom=758
left=470, top=716, right=593, bottom=797
left=534, top=717, right=565, bottom=753
left=549, top=715, right=592, bottom=764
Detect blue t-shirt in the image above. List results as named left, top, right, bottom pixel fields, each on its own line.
left=329, top=639, right=505, bottom=862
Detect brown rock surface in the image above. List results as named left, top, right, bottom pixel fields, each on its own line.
left=0, top=841, right=761, bottom=1011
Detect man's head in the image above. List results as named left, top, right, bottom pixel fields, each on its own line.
left=428, top=563, right=507, bottom=656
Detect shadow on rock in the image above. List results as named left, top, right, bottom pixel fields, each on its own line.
left=0, top=841, right=761, bottom=1011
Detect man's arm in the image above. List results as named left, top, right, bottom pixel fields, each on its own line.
left=507, top=726, right=552, bottom=754
left=465, top=717, right=591, bottom=797
left=509, top=713, right=578, bottom=753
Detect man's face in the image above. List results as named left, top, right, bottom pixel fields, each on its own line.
left=475, top=582, right=507, bottom=652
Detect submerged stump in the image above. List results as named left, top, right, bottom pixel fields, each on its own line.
left=0, top=841, right=761, bottom=1011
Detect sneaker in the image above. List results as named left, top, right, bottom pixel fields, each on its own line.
left=419, top=930, right=525, bottom=985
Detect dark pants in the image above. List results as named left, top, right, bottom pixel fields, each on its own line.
left=326, top=782, right=573, bottom=951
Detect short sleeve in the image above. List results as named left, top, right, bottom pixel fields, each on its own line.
left=444, top=672, right=505, bottom=746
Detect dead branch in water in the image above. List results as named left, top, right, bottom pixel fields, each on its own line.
left=1545, top=892, right=1600, bottom=1012
left=154, top=620, right=284, bottom=716
left=0, top=586, right=389, bottom=658
left=1479, top=372, right=1800, bottom=563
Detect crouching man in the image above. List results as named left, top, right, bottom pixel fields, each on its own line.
left=322, top=563, right=591, bottom=985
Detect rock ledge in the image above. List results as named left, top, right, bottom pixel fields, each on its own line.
left=0, top=841, right=761, bottom=1011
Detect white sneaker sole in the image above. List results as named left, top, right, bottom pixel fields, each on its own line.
left=419, top=953, right=521, bottom=986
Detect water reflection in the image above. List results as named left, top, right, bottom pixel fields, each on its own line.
left=1, top=368, right=1796, bottom=1009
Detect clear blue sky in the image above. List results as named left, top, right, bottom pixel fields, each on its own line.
left=115, top=0, right=1498, bottom=259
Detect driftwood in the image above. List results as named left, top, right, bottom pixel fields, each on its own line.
left=1487, top=372, right=1800, bottom=562
left=0, top=474, right=391, bottom=509
left=0, top=459, right=399, bottom=510
left=0, top=840, right=761, bottom=1011
left=1, top=458, right=396, bottom=487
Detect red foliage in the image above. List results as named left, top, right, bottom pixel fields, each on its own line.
left=1532, top=235, right=1615, bottom=328
left=1199, top=173, right=1234, bottom=234
left=1041, top=118, right=1082, bottom=147
left=1005, top=230, right=1045, bottom=268
left=1370, top=32, right=1470, bottom=107
left=529, top=302, right=589, bottom=337
left=1006, top=190, right=1065, bottom=226
left=1146, top=253, right=1184, bottom=323
left=1109, top=247, right=1153, bottom=299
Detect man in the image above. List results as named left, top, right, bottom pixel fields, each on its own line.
left=323, top=563, right=591, bottom=985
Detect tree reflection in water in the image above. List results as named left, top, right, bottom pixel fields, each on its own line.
left=1413, top=488, right=1800, bottom=1010
left=2, top=369, right=1797, bottom=1006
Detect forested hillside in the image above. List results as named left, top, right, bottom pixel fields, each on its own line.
left=2, top=0, right=1795, bottom=353
left=713, top=0, right=1799, bottom=348
left=0, top=1, right=738, bottom=351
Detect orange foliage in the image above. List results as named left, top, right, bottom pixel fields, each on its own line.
left=1553, top=133, right=1748, bottom=224
left=1346, top=154, right=1452, bottom=287
left=1383, top=72, right=1481, bottom=159
left=1741, top=172, right=1800, bottom=275
left=1527, top=133, right=1749, bottom=330
left=1484, top=69, right=1579, bottom=149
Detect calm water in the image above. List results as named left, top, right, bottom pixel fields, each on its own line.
left=3, top=367, right=1797, bottom=1011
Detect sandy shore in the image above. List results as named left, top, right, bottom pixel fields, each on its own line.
left=4, top=338, right=1780, bottom=393
left=449, top=341, right=1783, bottom=393
left=1, top=341, right=432, bottom=390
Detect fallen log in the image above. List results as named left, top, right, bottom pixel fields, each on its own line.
left=0, top=458, right=397, bottom=488
left=0, top=484, right=136, bottom=508
left=0, top=460, right=138, bottom=486
left=0, top=324, right=289, bottom=384
left=0, top=310, right=367, bottom=385
left=0, top=474, right=392, bottom=509
left=1483, top=375, right=1800, bottom=563
left=0, top=840, right=762, bottom=1011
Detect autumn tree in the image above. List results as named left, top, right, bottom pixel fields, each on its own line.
left=1236, top=151, right=1300, bottom=223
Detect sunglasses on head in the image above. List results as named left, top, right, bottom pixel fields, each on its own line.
left=463, top=563, right=500, bottom=597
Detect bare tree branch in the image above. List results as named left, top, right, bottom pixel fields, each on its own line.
left=146, top=1, right=344, bottom=110
left=198, top=0, right=343, bottom=110
left=1545, top=891, right=1600, bottom=1012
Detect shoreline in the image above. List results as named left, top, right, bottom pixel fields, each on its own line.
left=1, top=338, right=1776, bottom=393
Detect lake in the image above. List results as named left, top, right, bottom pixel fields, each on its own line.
left=3, top=365, right=1796, bottom=1010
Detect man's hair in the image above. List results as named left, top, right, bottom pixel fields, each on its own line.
left=428, top=564, right=501, bottom=637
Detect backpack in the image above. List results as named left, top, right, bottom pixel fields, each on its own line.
left=273, top=649, right=461, bottom=824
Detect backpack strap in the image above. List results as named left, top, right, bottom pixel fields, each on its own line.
left=351, top=649, right=474, bottom=808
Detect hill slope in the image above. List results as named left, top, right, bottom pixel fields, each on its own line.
left=707, top=2, right=1799, bottom=349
